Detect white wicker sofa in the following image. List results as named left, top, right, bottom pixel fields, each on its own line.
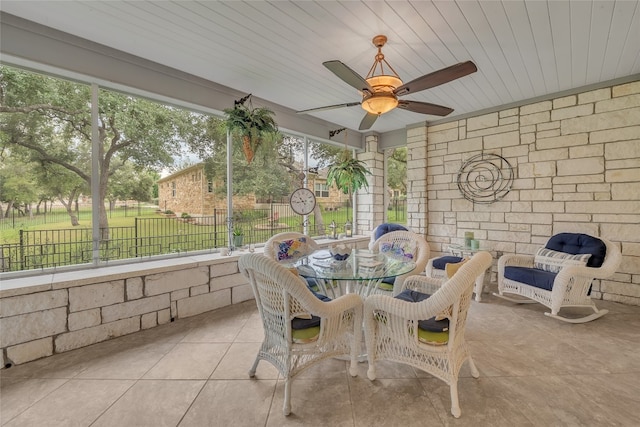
left=495, top=233, right=621, bottom=323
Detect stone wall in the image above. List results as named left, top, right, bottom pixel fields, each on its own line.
left=416, top=79, right=640, bottom=305
left=0, top=237, right=370, bottom=367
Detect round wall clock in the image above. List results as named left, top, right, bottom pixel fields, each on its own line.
left=289, top=188, right=317, bottom=215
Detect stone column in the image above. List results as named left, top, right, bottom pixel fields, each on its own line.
left=356, top=134, right=385, bottom=235
left=406, top=125, right=428, bottom=235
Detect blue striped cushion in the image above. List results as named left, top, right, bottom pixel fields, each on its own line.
left=534, top=248, right=591, bottom=273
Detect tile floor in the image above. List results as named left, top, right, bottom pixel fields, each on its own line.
left=2, top=290, right=640, bottom=426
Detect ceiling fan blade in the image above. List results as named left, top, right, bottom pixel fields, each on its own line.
left=296, top=102, right=360, bottom=114
left=323, top=60, right=373, bottom=94
left=397, top=100, right=454, bottom=116
left=359, top=112, right=378, bottom=130
left=394, top=61, right=477, bottom=96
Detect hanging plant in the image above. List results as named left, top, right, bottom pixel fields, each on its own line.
left=223, top=94, right=278, bottom=164
left=326, top=150, right=371, bottom=195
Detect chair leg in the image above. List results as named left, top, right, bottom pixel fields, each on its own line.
left=467, top=356, right=480, bottom=378
left=367, top=364, right=377, bottom=381
left=283, top=377, right=292, bottom=416
left=474, top=272, right=486, bottom=302
left=249, top=356, right=260, bottom=377
left=449, top=381, right=461, bottom=418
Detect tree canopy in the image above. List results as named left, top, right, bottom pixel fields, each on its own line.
left=0, top=66, right=191, bottom=229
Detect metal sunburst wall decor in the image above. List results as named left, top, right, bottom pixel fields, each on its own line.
left=456, top=153, right=514, bottom=204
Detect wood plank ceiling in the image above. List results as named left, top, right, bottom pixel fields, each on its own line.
left=1, top=0, right=639, bottom=134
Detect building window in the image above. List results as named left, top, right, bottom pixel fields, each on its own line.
left=207, top=181, right=214, bottom=193
left=315, top=183, right=329, bottom=198
left=172, top=182, right=176, bottom=197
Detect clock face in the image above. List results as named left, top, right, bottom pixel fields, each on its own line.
left=290, top=188, right=316, bottom=215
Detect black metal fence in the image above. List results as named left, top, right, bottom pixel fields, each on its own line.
left=0, top=206, right=329, bottom=273
left=0, top=200, right=405, bottom=273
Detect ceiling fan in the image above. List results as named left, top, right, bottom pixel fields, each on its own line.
left=297, top=35, right=477, bottom=131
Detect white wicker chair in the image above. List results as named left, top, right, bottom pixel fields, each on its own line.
left=363, top=251, right=492, bottom=418
left=368, top=222, right=411, bottom=250
left=364, top=252, right=492, bottom=418
left=426, top=255, right=487, bottom=302
left=370, top=230, right=430, bottom=295
left=495, top=233, right=621, bottom=323
left=238, top=254, right=363, bottom=416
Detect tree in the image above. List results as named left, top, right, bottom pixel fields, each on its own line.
left=0, top=159, right=39, bottom=218
left=183, top=114, right=295, bottom=201
left=387, top=147, right=407, bottom=195
left=107, top=162, right=157, bottom=207
left=0, top=66, right=193, bottom=234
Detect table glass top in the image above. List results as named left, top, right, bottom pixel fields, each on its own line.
left=300, top=249, right=416, bottom=281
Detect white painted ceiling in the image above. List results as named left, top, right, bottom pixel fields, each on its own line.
left=2, top=1, right=640, bottom=133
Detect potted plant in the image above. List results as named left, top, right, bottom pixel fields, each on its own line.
left=224, top=94, right=278, bottom=164
left=232, top=226, right=244, bottom=248
left=326, top=150, right=371, bottom=196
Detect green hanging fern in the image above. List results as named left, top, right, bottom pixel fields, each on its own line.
left=326, top=152, right=371, bottom=195
left=223, top=96, right=278, bottom=164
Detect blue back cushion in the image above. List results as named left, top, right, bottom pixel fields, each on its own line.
left=432, top=256, right=464, bottom=270
left=291, top=291, right=331, bottom=330
left=546, top=233, right=606, bottom=268
left=374, top=223, right=408, bottom=240
left=394, top=289, right=449, bottom=332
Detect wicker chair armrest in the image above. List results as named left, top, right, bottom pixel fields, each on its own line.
left=364, top=293, right=449, bottom=323
left=366, top=252, right=492, bottom=321
left=308, top=293, right=364, bottom=319
left=498, top=253, right=535, bottom=269
left=401, top=274, right=445, bottom=295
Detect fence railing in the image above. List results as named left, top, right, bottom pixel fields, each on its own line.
left=0, top=207, right=332, bottom=273
left=0, top=200, right=405, bottom=273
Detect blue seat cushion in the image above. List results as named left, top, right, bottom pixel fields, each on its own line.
left=291, top=291, right=331, bottom=330
left=374, top=223, right=408, bottom=240
left=394, top=289, right=449, bottom=332
left=432, top=256, right=464, bottom=270
left=546, top=233, right=607, bottom=268
left=504, top=266, right=557, bottom=291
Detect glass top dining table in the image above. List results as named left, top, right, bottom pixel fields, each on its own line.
left=297, top=249, right=416, bottom=298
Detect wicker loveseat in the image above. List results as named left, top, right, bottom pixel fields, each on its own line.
left=495, top=233, right=621, bottom=323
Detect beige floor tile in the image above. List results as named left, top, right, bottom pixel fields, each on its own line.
left=419, top=377, right=535, bottom=426
left=143, top=342, right=230, bottom=380
left=294, top=357, right=350, bottom=380
left=561, top=373, right=640, bottom=425
left=2, top=295, right=639, bottom=426
left=267, top=378, right=355, bottom=426
left=0, top=378, right=68, bottom=424
left=349, top=377, right=441, bottom=427
left=75, top=341, right=176, bottom=380
left=180, top=315, right=247, bottom=343
left=91, top=379, right=204, bottom=427
left=210, top=342, right=279, bottom=380
left=233, top=311, right=265, bottom=342
left=3, top=379, right=133, bottom=427
left=179, top=379, right=276, bottom=426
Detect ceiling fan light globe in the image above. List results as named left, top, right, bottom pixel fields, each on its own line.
left=366, top=75, right=403, bottom=92
left=362, top=93, right=398, bottom=115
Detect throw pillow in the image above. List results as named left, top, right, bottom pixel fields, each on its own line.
left=534, top=248, right=591, bottom=273
left=380, top=241, right=417, bottom=261
left=445, top=259, right=468, bottom=278
left=274, top=237, right=311, bottom=263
